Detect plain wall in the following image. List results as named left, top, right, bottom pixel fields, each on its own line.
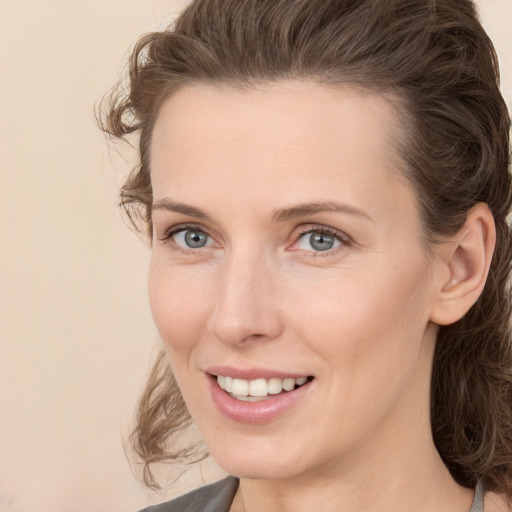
left=1, top=1, right=510, bottom=511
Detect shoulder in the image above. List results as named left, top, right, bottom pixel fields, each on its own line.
left=485, top=491, right=512, bottom=512
left=138, top=477, right=239, bottom=512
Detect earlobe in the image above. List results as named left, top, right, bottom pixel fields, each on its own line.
left=430, top=203, right=496, bottom=326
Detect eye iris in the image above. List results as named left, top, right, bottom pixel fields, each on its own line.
left=310, top=232, right=334, bottom=251
left=184, top=230, right=208, bottom=248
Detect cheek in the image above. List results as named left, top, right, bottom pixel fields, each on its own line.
left=292, top=257, right=432, bottom=385
left=147, top=257, right=213, bottom=356
left=290, top=265, right=433, bottom=449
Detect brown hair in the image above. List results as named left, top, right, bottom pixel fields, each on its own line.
left=99, top=0, right=512, bottom=495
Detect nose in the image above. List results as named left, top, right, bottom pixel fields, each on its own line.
left=207, top=251, right=284, bottom=346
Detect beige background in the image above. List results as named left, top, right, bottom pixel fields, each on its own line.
left=0, top=1, right=510, bottom=511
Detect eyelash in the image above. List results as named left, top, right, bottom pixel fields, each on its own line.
left=159, top=223, right=352, bottom=257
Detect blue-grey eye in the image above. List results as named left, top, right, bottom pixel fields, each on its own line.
left=297, top=231, right=342, bottom=252
left=174, top=229, right=210, bottom=248
left=185, top=230, right=208, bottom=248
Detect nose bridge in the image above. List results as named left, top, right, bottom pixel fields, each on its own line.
left=208, top=246, right=282, bottom=345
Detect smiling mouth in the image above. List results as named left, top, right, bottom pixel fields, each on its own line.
left=215, top=375, right=314, bottom=401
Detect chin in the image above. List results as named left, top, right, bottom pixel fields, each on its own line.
left=206, top=436, right=311, bottom=481
left=216, top=457, right=302, bottom=481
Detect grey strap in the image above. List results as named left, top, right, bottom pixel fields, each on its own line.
left=469, top=480, right=485, bottom=512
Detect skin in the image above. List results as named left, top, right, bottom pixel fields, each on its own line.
left=148, top=80, right=497, bottom=512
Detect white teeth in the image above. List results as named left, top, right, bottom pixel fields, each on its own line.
left=249, top=378, right=268, bottom=397
left=231, top=378, right=249, bottom=396
left=235, top=395, right=268, bottom=402
left=216, top=375, right=310, bottom=398
left=267, top=377, right=283, bottom=395
left=282, top=378, right=295, bottom=391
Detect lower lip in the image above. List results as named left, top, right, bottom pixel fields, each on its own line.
left=208, top=376, right=314, bottom=424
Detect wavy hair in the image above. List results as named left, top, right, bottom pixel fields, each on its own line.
left=98, top=0, right=512, bottom=494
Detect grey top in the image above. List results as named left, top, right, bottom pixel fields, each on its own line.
left=139, top=477, right=485, bottom=512
left=139, top=477, right=239, bottom=512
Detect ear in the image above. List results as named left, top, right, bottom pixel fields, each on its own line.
left=430, top=203, right=496, bottom=326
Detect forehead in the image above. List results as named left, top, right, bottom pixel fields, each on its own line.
left=149, top=80, right=415, bottom=225
left=151, top=80, right=403, bottom=166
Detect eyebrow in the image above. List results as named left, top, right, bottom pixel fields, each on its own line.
left=152, top=198, right=373, bottom=223
left=272, top=201, right=374, bottom=223
left=152, top=199, right=212, bottom=220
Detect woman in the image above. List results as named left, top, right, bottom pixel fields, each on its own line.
left=99, top=0, right=512, bottom=510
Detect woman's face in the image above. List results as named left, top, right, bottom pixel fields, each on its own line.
left=148, top=81, right=444, bottom=480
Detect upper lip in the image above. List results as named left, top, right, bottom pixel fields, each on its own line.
left=205, top=366, right=312, bottom=381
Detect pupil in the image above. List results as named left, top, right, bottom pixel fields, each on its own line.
left=185, top=230, right=207, bottom=248
left=311, top=233, right=334, bottom=251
